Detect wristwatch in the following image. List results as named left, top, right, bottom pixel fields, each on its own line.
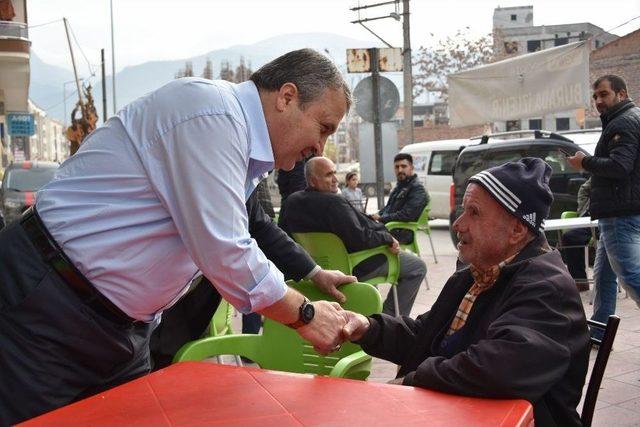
left=287, top=297, right=315, bottom=329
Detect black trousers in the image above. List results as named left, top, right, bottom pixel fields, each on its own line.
left=150, top=276, right=221, bottom=370
left=0, top=221, right=153, bottom=425
left=561, top=227, right=592, bottom=281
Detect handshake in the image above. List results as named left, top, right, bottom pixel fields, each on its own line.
left=296, top=300, right=372, bottom=355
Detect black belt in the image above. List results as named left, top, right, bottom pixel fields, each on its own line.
left=20, top=207, right=136, bottom=326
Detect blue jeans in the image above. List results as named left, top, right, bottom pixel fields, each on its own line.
left=592, top=215, right=640, bottom=337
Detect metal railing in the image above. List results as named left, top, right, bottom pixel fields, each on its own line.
left=0, top=20, right=28, bottom=39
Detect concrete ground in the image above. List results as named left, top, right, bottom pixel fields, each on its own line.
left=367, top=221, right=640, bottom=427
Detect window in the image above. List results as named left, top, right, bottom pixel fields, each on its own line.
left=555, top=37, right=568, bottom=46
left=413, top=155, right=427, bottom=173
left=428, top=151, right=458, bottom=176
left=527, top=40, right=541, bottom=52
left=556, top=117, right=570, bottom=131
left=510, top=14, right=517, bottom=21
left=506, top=120, right=521, bottom=131
left=529, top=119, right=542, bottom=130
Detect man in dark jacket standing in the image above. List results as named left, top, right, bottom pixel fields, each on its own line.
left=568, top=75, right=640, bottom=336
left=372, top=153, right=428, bottom=244
left=341, top=158, right=590, bottom=426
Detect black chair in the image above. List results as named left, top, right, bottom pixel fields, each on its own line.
left=581, top=315, right=620, bottom=427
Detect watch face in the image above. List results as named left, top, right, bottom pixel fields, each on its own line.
left=301, top=302, right=315, bottom=323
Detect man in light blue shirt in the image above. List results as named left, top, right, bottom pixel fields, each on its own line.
left=0, top=48, right=354, bottom=424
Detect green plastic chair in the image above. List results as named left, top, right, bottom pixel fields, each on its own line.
left=208, top=299, right=234, bottom=337
left=174, top=280, right=382, bottom=380
left=385, top=205, right=438, bottom=264
left=292, top=232, right=401, bottom=315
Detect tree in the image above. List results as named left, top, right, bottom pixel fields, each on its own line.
left=413, top=29, right=495, bottom=101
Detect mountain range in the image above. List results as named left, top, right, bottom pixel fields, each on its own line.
left=29, top=32, right=382, bottom=123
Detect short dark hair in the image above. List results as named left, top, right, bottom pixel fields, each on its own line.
left=346, top=171, right=358, bottom=183
left=250, top=48, right=352, bottom=110
left=593, top=74, right=627, bottom=94
left=394, top=153, right=413, bottom=164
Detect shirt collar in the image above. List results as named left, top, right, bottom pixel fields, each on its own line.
left=234, top=81, right=274, bottom=167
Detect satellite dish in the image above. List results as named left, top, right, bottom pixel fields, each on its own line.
left=353, top=76, right=400, bottom=123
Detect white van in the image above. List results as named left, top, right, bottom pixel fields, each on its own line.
left=401, top=138, right=475, bottom=219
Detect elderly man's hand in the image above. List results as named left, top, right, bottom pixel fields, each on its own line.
left=387, top=377, right=404, bottom=385
left=312, top=269, right=357, bottom=304
left=389, top=238, right=400, bottom=254
left=371, top=213, right=381, bottom=221
left=567, top=151, right=586, bottom=170
left=297, top=301, right=347, bottom=355
left=340, top=310, right=371, bottom=342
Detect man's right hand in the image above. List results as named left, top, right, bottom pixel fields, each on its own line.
left=297, top=301, right=347, bottom=354
left=389, top=238, right=400, bottom=254
left=341, top=310, right=371, bottom=342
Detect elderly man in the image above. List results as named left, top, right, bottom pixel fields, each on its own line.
left=568, top=74, right=640, bottom=336
left=0, top=49, right=354, bottom=424
left=372, top=153, right=429, bottom=244
left=341, top=158, right=590, bottom=426
left=279, top=157, right=426, bottom=316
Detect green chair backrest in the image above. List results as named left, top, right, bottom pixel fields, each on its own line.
left=561, top=211, right=579, bottom=219
left=175, top=280, right=382, bottom=379
left=292, top=232, right=399, bottom=285
left=417, top=204, right=431, bottom=228
left=292, top=232, right=353, bottom=273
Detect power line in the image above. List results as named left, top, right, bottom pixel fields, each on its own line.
left=66, top=20, right=96, bottom=78
left=28, top=18, right=63, bottom=29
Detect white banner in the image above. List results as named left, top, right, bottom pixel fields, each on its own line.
left=448, top=41, right=591, bottom=127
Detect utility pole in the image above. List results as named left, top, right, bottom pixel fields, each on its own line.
left=370, top=48, right=385, bottom=209
left=110, top=0, right=117, bottom=114
left=402, top=0, right=413, bottom=146
left=63, top=18, right=84, bottom=111
left=101, top=49, right=107, bottom=123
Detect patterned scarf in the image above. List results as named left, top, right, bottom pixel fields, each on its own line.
left=446, top=254, right=517, bottom=336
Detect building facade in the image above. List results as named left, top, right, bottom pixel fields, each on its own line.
left=492, top=5, right=617, bottom=132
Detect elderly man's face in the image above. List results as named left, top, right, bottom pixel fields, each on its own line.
left=310, top=158, right=339, bottom=193
left=270, top=86, right=347, bottom=171
left=452, top=183, right=518, bottom=270
left=592, top=79, right=627, bottom=115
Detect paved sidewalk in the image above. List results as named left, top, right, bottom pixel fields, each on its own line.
left=367, top=223, right=640, bottom=427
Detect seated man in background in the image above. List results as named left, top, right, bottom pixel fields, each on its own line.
left=561, top=177, right=593, bottom=292
left=341, top=158, right=590, bottom=426
left=280, top=157, right=426, bottom=316
left=372, top=153, right=428, bottom=244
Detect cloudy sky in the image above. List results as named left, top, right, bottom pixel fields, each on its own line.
left=27, top=0, right=640, bottom=75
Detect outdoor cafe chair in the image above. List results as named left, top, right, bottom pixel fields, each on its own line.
left=384, top=204, right=438, bottom=264
left=174, top=280, right=382, bottom=381
left=292, top=231, right=401, bottom=316
left=581, top=315, right=620, bottom=427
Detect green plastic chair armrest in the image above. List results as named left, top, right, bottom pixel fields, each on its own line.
left=173, top=334, right=262, bottom=363
left=385, top=221, right=419, bottom=232
left=561, top=211, right=579, bottom=219
left=329, top=350, right=372, bottom=379
left=349, top=245, right=400, bottom=285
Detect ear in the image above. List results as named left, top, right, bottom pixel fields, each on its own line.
left=619, top=88, right=629, bottom=100
left=275, top=82, right=299, bottom=112
left=509, top=219, right=529, bottom=245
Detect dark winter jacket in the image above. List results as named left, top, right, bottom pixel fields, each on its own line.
left=379, top=174, right=429, bottom=244
left=582, top=100, right=640, bottom=218
left=279, top=189, right=394, bottom=276
left=357, top=234, right=590, bottom=427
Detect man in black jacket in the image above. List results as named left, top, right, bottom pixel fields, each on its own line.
left=372, top=153, right=428, bottom=244
left=150, top=183, right=356, bottom=368
left=568, top=75, right=640, bottom=336
left=279, top=157, right=426, bottom=316
left=341, top=158, right=590, bottom=426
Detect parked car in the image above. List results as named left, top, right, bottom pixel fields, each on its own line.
left=0, top=161, right=59, bottom=226
left=449, top=129, right=600, bottom=246
left=401, top=138, right=477, bottom=219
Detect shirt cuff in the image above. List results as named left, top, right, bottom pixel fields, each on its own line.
left=245, top=261, right=288, bottom=314
left=304, top=265, right=321, bottom=279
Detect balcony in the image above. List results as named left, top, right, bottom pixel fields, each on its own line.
left=0, top=20, right=28, bottom=40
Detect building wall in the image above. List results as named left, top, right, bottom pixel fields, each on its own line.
left=588, top=29, right=640, bottom=126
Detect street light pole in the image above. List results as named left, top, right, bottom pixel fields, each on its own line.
left=110, top=0, right=117, bottom=115
left=402, top=0, right=413, bottom=146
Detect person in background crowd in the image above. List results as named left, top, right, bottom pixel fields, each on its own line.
left=372, top=153, right=428, bottom=244
left=343, top=171, right=364, bottom=212
left=567, top=74, right=640, bottom=338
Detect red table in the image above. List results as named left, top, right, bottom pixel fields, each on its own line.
left=21, top=362, right=533, bottom=426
